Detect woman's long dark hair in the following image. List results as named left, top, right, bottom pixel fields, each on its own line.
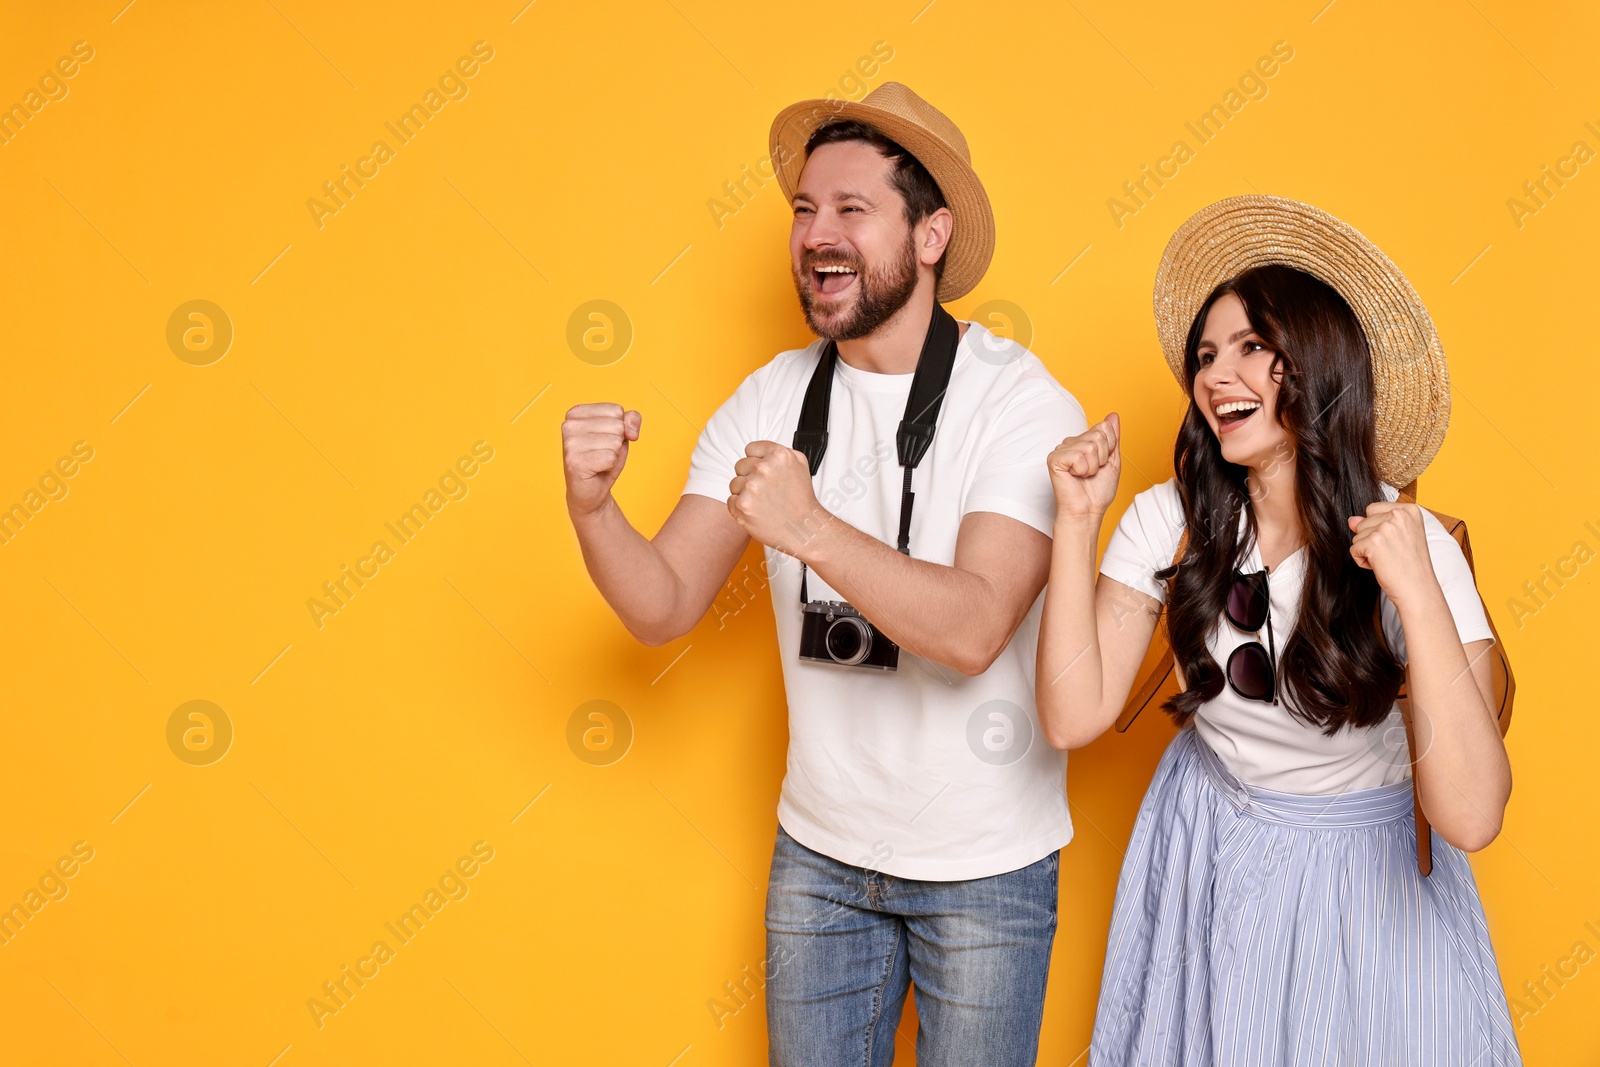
left=1158, top=264, right=1404, bottom=733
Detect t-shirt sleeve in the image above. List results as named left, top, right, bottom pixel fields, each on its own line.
left=1381, top=509, right=1495, bottom=662
left=682, top=370, right=763, bottom=503
left=960, top=383, right=1088, bottom=537
left=1098, top=480, right=1184, bottom=605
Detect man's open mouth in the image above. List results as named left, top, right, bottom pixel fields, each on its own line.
left=812, top=264, right=858, bottom=297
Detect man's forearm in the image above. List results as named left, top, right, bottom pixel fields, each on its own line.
left=568, top=495, right=690, bottom=645
left=795, top=514, right=1010, bottom=676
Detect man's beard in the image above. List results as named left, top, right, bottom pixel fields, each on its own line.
left=793, top=236, right=920, bottom=343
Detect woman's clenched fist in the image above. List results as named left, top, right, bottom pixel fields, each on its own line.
left=1047, top=412, right=1122, bottom=523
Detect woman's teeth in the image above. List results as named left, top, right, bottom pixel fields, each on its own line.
left=1216, top=400, right=1261, bottom=424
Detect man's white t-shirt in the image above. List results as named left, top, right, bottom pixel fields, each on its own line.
left=1098, top=477, right=1496, bottom=794
left=682, top=322, right=1088, bottom=881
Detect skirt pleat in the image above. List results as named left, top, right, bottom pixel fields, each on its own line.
left=1089, top=726, right=1522, bottom=1066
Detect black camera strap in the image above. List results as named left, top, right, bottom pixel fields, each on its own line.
left=791, top=302, right=961, bottom=603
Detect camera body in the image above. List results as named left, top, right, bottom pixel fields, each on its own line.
left=798, top=600, right=899, bottom=671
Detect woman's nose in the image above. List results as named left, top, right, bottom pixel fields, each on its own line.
left=1203, top=352, right=1240, bottom=385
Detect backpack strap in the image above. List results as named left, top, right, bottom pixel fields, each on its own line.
left=1382, top=478, right=1515, bottom=877
left=1385, top=480, right=1436, bottom=876
left=1114, top=525, right=1189, bottom=732
left=1400, top=504, right=1517, bottom=736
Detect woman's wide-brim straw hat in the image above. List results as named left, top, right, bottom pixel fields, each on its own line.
left=1153, top=195, right=1450, bottom=488
left=769, top=82, right=994, bottom=303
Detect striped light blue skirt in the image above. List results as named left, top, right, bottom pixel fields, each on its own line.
left=1090, top=725, right=1521, bottom=1066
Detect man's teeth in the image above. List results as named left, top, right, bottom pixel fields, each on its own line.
left=815, top=266, right=857, bottom=273
left=1215, top=400, right=1261, bottom=416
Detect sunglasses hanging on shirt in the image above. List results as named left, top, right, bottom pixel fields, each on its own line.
left=1224, top=566, right=1278, bottom=704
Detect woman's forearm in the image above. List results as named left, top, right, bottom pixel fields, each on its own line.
left=1398, top=590, right=1510, bottom=851
left=1036, top=516, right=1107, bottom=749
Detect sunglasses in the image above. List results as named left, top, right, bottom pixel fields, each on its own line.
left=1225, top=567, right=1279, bottom=704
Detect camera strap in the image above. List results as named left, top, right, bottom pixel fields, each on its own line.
left=790, top=302, right=961, bottom=603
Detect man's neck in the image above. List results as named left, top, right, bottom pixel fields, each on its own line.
left=834, top=288, right=968, bottom=374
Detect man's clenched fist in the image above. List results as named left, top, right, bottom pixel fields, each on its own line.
left=562, top=403, right=641, bottom=516
left=727, top=440, right=829, bottom=555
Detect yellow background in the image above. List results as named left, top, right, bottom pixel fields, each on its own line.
left=1, top=0, right=1596, bottom=1063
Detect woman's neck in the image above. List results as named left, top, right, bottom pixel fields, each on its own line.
left=1245, top=455, right=1303, bottom=566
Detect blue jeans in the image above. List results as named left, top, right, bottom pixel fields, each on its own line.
left=765, top=824, right=1059, bottom=1067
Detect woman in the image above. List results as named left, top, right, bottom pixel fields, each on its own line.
left=1036, top=196, right=1521, bottom=1065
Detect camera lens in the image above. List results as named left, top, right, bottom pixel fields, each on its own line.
left=825, top=616, right=872, bottom=665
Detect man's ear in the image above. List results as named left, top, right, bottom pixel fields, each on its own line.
left=917, top=206, right=954, bottom=268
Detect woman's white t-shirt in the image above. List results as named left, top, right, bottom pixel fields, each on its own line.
left=1098, top=478, right=1496, bottom=794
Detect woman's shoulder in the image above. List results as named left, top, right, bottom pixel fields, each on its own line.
left=1376, top=481, right=1463, bottom=550
left=1101, top=478, right=1186, bottom=599
left=1123, top=477, right=1185, bottom=530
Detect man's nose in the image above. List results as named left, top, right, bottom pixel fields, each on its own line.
left=803, top=209, right=845, bottom=248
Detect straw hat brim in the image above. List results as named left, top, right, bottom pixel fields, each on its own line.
left=769, top=99, right=994, bottom=303
left=1153, top=195, right=1450, bottom=487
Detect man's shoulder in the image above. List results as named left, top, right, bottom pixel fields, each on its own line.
left=707, top=339, right=825, bottom=421
left=733, top=339, right=826, bottom=395
left=956, top=325, right=1086, bottom=422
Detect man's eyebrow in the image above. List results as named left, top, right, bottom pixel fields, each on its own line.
left=794, top=189, right=877, bottom=207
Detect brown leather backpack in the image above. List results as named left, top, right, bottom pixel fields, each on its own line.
left=1113, top=480, right=1515, bottom=875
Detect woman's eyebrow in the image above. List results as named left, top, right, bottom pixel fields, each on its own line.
left=1228, top=328, right=1258, bottom=344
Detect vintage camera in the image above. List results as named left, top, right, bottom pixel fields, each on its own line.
left=799, top=600, right=899, bottom=671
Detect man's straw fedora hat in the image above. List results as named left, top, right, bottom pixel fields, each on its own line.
left=769, top=82, right=994, bottom=302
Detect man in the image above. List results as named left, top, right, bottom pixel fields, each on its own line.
left=561, top=83, right=1086, bottom=1065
